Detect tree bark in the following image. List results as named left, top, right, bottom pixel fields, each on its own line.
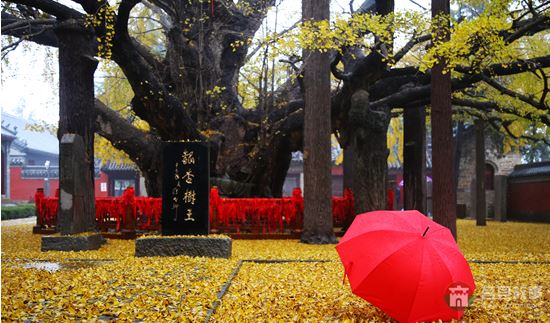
left=343, top=146, right=355, bottom=192
left=349, top=90, right=390, bottom=214
left=453, top=121, right=465, bottom=195
left=475, top=118, right=487, bottom=226
left=403, top=105, right=426, bottom=212
left=301, top=0, right=336, bottom=244
left=431, top=0, right=457, bottom=239
left=55, top=20, right=98, bottom=233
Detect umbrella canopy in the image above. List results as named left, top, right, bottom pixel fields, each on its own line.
left=336, top=210, right=475, bottom=323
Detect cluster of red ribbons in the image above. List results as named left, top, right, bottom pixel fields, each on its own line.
left=210, top=187, right=305, bottom=233
left=134, top=197, right=162, bottom=230
left=35, top=189, right=58, bottom=228
left=35, top=187, right=355, bottom=234
left=332, top=188, right=355, bottom=226
left=35, top=188, right=162, bottom=232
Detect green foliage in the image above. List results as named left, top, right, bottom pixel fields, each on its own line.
left=1, top=204, right=35, bottom=220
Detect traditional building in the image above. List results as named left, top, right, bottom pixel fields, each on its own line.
left=101, top=162, right=143, bottom=196
left=456, top=126, right=522, bottom=217
left=1, top=119, right=17, bottom=198
left=1, top=112, right=142, bottom=201
left=507, top=161, right=550, bottom=222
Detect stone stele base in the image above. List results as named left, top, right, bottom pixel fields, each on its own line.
left=135, top=236, right=232, bottom=258
left=41, top=233, right=106, bottom=252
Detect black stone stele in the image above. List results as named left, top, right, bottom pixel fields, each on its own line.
left=162, top=141, right=210, bottom=235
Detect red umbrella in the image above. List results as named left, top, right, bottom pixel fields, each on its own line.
left=336, top=210, right=475, bottom=323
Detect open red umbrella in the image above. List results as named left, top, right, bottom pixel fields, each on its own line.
left=336, top=210, right=475, bottom=323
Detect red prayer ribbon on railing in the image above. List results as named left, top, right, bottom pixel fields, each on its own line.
left=34, top=187, right=355, bottom=234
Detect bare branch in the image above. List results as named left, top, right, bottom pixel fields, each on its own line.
left=504, top=14, right=550, bottom=43
left=330, top=51, right=352, bottom=81
left=481, top=74, right=548, bottom=110
left=280, top=57, right=304, bottom=92
left=246, top=19, right=300, bottom=61
left=452, top=97, right=550, bottom=126
left=539, top=69, right=548, bottom=106
left=3, top=0, right=83, bottom=19
left=408, top=0, right=427, bottom=11
left=1, top=18, right=55, bottom=33
left=1, top=11, right=58, bottom=47
left=349, top=0, right=355, bottom=14
left=141, top=0, right=172, bottom=29
left=393, top=33, right=431, bottom=63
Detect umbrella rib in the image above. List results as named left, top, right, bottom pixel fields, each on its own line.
left=427, top=241, right=461, bottom=284
left=404, top=242, right=426, bottom=323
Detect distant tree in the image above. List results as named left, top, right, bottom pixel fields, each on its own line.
left=474, top=118, right=487, bottom=226
left=520, top=135, right=550, bottom=163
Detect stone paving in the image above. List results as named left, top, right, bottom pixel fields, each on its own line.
left=1, top=216, right=36, bottom=226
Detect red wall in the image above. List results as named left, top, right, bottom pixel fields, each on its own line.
left=96, top=172, right=109, bottom=198
left=9, top=166, right=110, bottom=201
left=508, top=179, right=550, bottom=221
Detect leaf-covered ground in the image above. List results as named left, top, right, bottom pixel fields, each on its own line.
left=1, top=220, right=549, bottom=321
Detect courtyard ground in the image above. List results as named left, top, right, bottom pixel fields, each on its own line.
left=1, top=219, right=549, bottom=321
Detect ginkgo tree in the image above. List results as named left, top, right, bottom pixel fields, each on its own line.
left=2, top=0, right=549, bottom=212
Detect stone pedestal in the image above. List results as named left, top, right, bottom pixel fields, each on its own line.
left=42, top=234, right=105, bottom=251
left=135, top=236, right=231, bottom=258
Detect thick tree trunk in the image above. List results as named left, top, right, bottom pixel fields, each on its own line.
left=403, top=105, right=426, bottom=212
left=349, top=90, right=390, bottom=214
left=301, top=0, right=336, bottom=244
left=55, top=20, right=97, bottom=232
left=475, top=118, right=487, bottom=226
left=353, top=135, right=389, bottom=213
left=431, top=0, right=457, bottom=239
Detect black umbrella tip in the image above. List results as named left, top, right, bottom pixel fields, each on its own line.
left=422, top=226, right=430, bottom=237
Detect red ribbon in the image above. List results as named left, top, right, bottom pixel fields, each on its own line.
left=35, top=187, right=356, bottom=234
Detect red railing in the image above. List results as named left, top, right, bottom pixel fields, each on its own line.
left=34, top=187, right=355, bottom=235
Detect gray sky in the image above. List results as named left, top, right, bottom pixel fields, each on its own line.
left=1, top=0, right=429, bottom=124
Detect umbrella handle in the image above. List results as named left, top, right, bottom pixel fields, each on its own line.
left=342, top=271, right=346, bottom=285
left=342, top=262, right=353, bottom=285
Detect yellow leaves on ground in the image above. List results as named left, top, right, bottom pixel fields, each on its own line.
left=233, top=239, right=337, bottom=260
left=212, top=262, right=390, bottom=322
left=1, top=231, right=235, bottom=321
left=2, top=220, right=549, bottom=321
left=1, top=225, right=134, bottom=261
left=1, top=258, right=234, bottom=321
left=457, top=219, right=550, bottom=262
